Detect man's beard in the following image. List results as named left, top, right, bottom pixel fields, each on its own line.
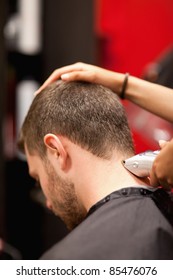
left=45, top=161, right=87, bottom=230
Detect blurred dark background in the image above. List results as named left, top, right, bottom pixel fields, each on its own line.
left=0, top=0, right=173, bottom=259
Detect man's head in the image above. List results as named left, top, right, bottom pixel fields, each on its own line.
left=18, top=81, right=134, bottom=229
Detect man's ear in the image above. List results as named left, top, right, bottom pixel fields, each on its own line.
left=44, top=133, right=67, bottom=170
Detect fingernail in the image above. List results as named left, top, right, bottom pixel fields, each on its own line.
left=34, top=87, right=42, bottom=95
left=61, top=73, right=69, bottom=80
left=34, top=90, right=39, bottom=96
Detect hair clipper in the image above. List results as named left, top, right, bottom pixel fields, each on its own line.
left=123, top=150, right=160, bottom=177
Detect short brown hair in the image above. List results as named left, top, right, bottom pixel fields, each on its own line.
left=18, top=81, right=134, bottom=159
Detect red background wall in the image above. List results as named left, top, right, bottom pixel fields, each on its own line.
left=95, top=0, right=173, bottom=152
left=95, top=0, right=173, bottom=76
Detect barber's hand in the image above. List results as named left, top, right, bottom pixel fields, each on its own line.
left=0, top=238, right=3, bottom=252
left=150, top=139, right=173, bottom=190
left=35, top=62, right=123, bottom=95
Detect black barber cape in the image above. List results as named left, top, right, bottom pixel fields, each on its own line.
left=40, top=186, right=173, bottom=260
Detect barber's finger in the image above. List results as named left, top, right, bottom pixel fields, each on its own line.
left=158, top=139, right=168, bottom=149
left=61, top=70, right=97, bottom=83
left=155, top=180, right=173, bottom=191
left=0, top=238, right=4, bottom=251
left=149, top=168, right=160, bottom=188
left=150, top=168, right=173, bottom=191
left=35, top=69, right=63, bottom=95
left=35, top=63, right=84, bottom=95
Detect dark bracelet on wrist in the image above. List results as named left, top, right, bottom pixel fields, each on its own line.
left=120, top=73, right=129, bottom=99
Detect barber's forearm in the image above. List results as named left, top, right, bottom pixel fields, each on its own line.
left=123, top=75, right=173, bottom=122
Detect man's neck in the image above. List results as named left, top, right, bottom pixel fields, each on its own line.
left=73, top=151, right=150, bottom=212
